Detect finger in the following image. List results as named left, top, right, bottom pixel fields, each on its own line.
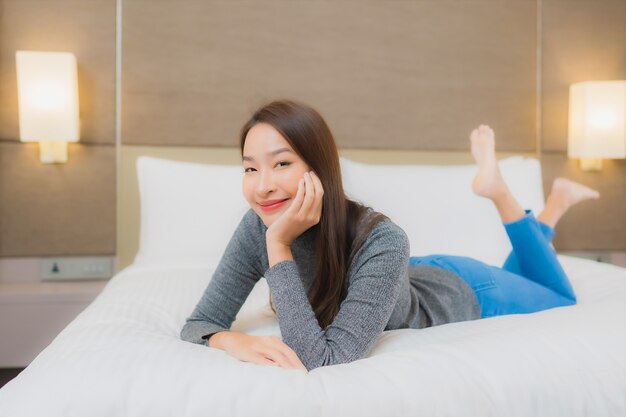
left=239, top=348, right=278, bottom=367
left=259, top=338, right=293, bottom=368
left=280, top=346, right=307, bottom=370
left=263, top=349, right=292, bottom=368
left=299, top=172, right=315, bottom=216
left=309, top=171, right=323, bottom=195
left=252, top=355, right=279, bottom=367
left=305, top=172, right=323, bottom=224
left=268, top=337, right=307, bottom=370
left=264, top=338, right=303, bottom=370
left=309, top=171, right=324, bottom=209
left=287, top=178, right=305, bottom=214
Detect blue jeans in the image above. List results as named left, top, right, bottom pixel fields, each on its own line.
left=408, top=210, right=577, bottom=318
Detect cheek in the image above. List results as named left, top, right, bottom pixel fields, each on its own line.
left=242, top=179, right=254, bottom=203
left=281, top=172, right=304, bottom=194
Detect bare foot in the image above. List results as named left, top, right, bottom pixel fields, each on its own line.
left=551, top=178, right=600, bottom=207
left=469, top=124, right=526, bottom=223
left=538, top=178, right=600, bottom=227
left=470, top=125, right=508, bottom=199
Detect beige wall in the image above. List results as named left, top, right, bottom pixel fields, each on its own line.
left=541, top=155, right=626, bottom=250
left=0, top=0, right=116, bottom=257
left=0, top=142, right=115, bottom=256
left=541, top=0, right=626, bottom=250
left=0, top=0, right=117, bottom=144
left=122, top=0, right=538, bottom=151
left=0, top=0, right=624, bottom=263
left=542, top=0, right=626, bottom=152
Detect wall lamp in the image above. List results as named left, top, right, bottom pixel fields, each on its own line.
left=16, top=51, right=80, bottom=164
left=568, top=80, right=626, bottom=171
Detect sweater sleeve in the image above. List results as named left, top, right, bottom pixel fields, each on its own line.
left=264, top=220, right=410, bottom=371
left=180, top=209, right=265, bottom=345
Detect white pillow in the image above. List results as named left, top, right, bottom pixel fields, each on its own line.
left=134, top=157, right=249, bottom=267
left=339, top=156, right=545, bottom=266
left=133, top=155, right=545, bottom=269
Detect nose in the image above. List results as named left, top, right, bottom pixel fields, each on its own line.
left=256, top=169, right=276, bottom=195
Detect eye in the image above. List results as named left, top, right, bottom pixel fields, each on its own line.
left=243, top=161, right=290, bottom=173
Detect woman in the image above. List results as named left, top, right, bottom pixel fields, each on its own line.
left=180, top=99, right=599, bottom=372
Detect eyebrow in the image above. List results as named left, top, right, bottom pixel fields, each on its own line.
left=242, top=148, right=294, bottom=162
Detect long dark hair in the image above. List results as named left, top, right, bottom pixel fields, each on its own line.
left=240, top=99, right=388, bottom=329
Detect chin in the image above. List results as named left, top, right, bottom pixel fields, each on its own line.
left=255, top=208, right=286, bottom=228
left=252, top=209, right=273, bottom=228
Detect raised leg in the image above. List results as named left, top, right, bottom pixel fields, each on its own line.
left=469, top=125, right=577, bottom=300
left=470, top=125, right=526, bottom=223
left=502, top=220, right=554, bottom=274
left=503, top=210, right=576, bottom=300
left=502, top=178, right=599, bottom=273
left=536, top=178, right=600, bottom=228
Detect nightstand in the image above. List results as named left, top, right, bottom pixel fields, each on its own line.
left=0, top=280, right=108, bottom=367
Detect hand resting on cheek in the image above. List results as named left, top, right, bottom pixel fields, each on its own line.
left=265, top=170, right=324, bottom=247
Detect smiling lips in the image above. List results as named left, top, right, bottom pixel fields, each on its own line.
left=258, top=198, right=289, bottom=211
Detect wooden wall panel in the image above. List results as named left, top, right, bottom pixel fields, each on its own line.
left=541, top=154, right=626, bottom=250
left=0, top=0, right=116, bottom=144
left=542, top=0, right=626, bottom=151
left=2, top=0, right=624, bottom=257
left=123, top=0, right=537, bottom=151
left=0, top=0, right=116, bottom=257
left=541, top=0, right=626, bottom=250
left=0, top=142, right=116, bottom=256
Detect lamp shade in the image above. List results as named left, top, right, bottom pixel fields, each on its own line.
left=15, top=51, right=80, bottom=143
left=568, top=80, right=626, bottom=159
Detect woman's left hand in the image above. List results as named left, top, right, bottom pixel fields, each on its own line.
left=266, top=171, right=324, bottom=247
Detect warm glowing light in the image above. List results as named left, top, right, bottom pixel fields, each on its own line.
left=588, top=109, right=618, bottom=130
left=16, top=51, right=79, bottom=163
left=23, top=83, right=72, bottom=111
left=16, top=51, right=79, bottom=143
left=568, top=81, right=626, bottom=166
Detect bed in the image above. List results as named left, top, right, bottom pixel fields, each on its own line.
left=1, top=155, right=624, bottom=417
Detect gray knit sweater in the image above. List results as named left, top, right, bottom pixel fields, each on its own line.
left=180, top=208, right=480, bottom=371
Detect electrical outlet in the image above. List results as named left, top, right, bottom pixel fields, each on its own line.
left=40, top=257, right=112, bottom=281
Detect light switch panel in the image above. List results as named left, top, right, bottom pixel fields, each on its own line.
left=40, top=257, right=112, bottom=281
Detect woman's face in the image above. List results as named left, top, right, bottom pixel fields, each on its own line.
left=242, top=123, right=311, bottom=227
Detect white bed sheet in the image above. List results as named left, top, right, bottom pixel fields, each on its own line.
left=1, top=255, right=625, bottom=417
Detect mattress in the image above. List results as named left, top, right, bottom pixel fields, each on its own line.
left=1, top=255, right=624, bottom=417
